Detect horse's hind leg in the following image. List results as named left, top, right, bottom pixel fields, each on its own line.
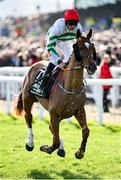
left=74, top=108, right=90, bottom=159
left=24, top=96, right=35, bottom=151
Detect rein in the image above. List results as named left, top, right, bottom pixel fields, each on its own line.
left=61, top=65, right=83, bottom=71
left=53, top=77, right=85, bottom=95
left=51, top=65, right=86, bottom=95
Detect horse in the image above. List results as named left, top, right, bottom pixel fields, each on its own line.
left=13, top=29, right=97, bottom=159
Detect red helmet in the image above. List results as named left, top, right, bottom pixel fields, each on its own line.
left=64, top=9, right=80, bottom=21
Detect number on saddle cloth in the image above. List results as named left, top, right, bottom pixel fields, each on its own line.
left=29, top=67, right=60, bottom=97
left=29, top=68, right=46, bottom=97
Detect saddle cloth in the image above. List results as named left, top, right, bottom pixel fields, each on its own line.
left=29, top=68, right=59, bottom=98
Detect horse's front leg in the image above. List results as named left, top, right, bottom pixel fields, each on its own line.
left=40, top=113, right=60, bottom=154
left=74, top=108, right=90, bottom=159
left=57, top=138, right=65, bottom=157
left=49, top=124, right=65, bottom=157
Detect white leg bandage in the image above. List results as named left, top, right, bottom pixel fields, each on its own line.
left=58, top=138, right=64, bottom=150
left=27, top=128, right=34, bottom=147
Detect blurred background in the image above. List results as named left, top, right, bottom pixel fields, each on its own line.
left=0, top=0, right=121, bottom=66
left=0, top=0, right=121, bottom=67
left=0, top=0, right=121, bottom=123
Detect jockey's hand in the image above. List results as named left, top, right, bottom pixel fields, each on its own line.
left=57, top=59, right=62, bottom=65
left=57, top=59, right=66, bottom=69
left=59, top=62, right=66, bottom=69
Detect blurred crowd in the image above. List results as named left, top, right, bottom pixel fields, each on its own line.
left=0, top=14, right=49, bottom=67
left=0, top=8, right=121, bottom=67
left=93, top=29, right=121, bottom=67
left=0, top=34, right=48, bottom=66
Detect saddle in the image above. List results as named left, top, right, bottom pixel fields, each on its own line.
left=29, top=67, right=60, bottom=98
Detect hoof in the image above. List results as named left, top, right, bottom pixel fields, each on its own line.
left=57, top=149, right=65, bottom=157
left=26, top=143, right=34, bottom=151
left=75, top=150, right=84, bottom=159
left=40, top=145, right=53, bottom=154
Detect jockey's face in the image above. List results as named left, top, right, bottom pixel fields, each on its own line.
left=65, top=20, right=78, bottom=31
left=67, top=24, right=77, bottom=31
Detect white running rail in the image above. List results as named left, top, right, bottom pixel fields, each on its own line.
left=0, top=75, right=121, bottom=125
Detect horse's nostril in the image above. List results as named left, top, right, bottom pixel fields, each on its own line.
left=87, top=62, right=97, bottom=75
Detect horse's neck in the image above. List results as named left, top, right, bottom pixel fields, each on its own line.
left=64, top=54, right=84, bottom=91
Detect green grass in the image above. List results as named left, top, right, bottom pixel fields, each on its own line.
left=0, top=112, right=121, bottom=179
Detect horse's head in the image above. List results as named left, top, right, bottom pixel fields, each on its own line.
left=73, top=29, right=97, bottom=75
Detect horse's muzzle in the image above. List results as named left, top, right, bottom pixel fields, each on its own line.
left=87, top=62, right=97, bottom=75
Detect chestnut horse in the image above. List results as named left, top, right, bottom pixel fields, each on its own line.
left=14, top=29, right=97, bottom=159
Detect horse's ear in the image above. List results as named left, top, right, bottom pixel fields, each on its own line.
left=87, top=29, right=92, bottom=40
left=76, top=29, right=81, bottom=39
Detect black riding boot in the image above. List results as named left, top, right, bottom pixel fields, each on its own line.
left=39, top=63, right=55, bottom=98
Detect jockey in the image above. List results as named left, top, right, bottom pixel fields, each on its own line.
left=39, top=9, right=83, bottom=98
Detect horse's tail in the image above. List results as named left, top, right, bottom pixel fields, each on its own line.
left=13, top=91, right=24, bottom=116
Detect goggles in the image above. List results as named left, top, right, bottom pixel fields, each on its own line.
left=65, top=20, right=79, bottom=26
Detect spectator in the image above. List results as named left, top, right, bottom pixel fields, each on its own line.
left=116, top=45, right=121, bottom=66
left=16, top=52, right=24, bottom=67
left=100, top=54, right=113, bottom=112
left=1, top=25, right=10, bottom=37
left=30, top=54, right=40, bottom=65
left=105, top=47, right=116, bottom=66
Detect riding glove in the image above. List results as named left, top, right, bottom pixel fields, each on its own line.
left=57, top=59, right=62, bottom=65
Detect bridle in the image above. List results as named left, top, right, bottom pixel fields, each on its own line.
left=60, top=41, right=95, bottom=72
left=52, top=36, right=97, bottom=94
left=73, top=42, right=95, bottom=69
